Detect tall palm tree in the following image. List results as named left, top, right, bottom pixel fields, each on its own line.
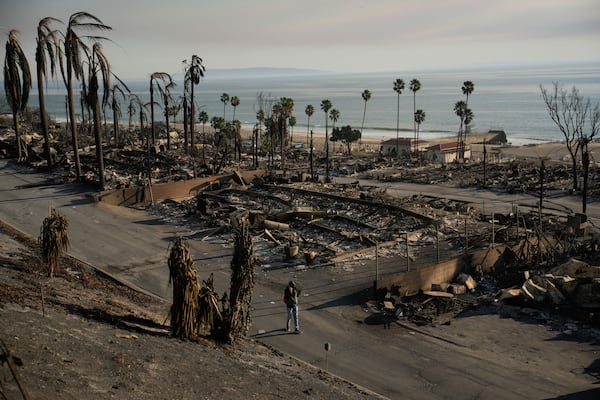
left=462, top=81, right=475, bottom=106
left=184, top=55, right=205, bottom=153
left=329, top=108, right=340, bottom=131
left=3, top=30, right=31, bottom=161
left=461, top=81, right=475, bottom=135
left=360, top=89, right=371, bottom=148
left=64, top=12, right=111, bottom=181
left=289, top=115, right=296, bottom=144
left=85, top=43, right=111, bottom=190
left=320, top=99, right=332, bottom=181
left=414, top=109, right=426, bottom=161
left=36, top=17, right=63, bottom=167
left=255, top=109, right=265, bottom=169
left=149, top=72, right=172, bottom=146
left=454, top=100, right=473, bottom=161
left=220, top=93, right=229, bottom=119
left=409, top=79, right=421, bottom=156
left=230, top=95, right=240, bottom=157
left=231, top=95, right=240, bottom=122
left=279, top=97, right=294, bottom=170
left=305, top=104, right=314, bottom=147
left=198, top=110, right=209, bottom=164
left=393, top=78, right=405, bottom=157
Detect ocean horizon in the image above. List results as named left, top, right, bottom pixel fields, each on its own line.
left=4, top=62, right=600, bottom=146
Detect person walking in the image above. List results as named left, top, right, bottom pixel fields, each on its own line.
left=283, top=280, right=301, bottom=333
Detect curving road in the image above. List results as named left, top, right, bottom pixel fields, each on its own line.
left=1, top=159, right=597, bottom=399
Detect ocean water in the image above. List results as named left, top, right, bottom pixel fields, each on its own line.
left=13, top=63, right=600, bottom=146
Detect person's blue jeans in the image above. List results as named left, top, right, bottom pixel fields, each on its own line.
left=287, top=305, right=299, bottom=331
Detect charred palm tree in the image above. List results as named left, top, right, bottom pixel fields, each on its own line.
left=197, top=273, right=222, bottom=336
left=3, top=30, right=31, bottom=161
left=168, top=236, right=200, bottom=338
left=223, top=216, right=256, bottom=344
left=110, top=83, right=127, bottom=146
left=149, top=72, right=172, bottom=146
left=39, top=208, right=70, bottom=278
left=84, top=43, right=112, bottom=190
left=36, top=17, right=63, bottom=167
left=127, top=96, right=136, bottom=134
left=160, top=79, right=176, bottom=150
left=64, top=12, right=111, bottom=181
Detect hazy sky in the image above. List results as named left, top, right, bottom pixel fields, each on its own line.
left=1, top=0, right=599, bottom=80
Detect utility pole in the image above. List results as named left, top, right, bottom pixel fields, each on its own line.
left=436, top=222, right=440, bottom=264
left=464, top=217, right=468, bottom=255
left=375, top=242, right=379, bottom=281
left=405, top=232, right=409, bottom=271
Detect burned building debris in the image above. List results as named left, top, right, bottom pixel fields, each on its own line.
left=2, top=121, right=599, bottom=331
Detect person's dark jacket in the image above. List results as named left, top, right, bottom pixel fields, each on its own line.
left=283, top=286, right=301, bottom=308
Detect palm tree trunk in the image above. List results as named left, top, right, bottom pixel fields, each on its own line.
left=413, top=92, right=416, bottom=156
left=325, top=118, right=330, bottom=182
left=396, top=94, right=400, bottom=158
left=165, top=99, right=171, bottom=150
left=190, top=84, right=195, bottom=152
left=67, top=66, right=81, bottom=180
left=112, top=100, right=119, bottom=146
left=361, top=101, right=367, bottom=148
left=280, top=119, right=284, bottom=172
left=202, top=123, right=206, bottom=165
left=11, top=111, right=23, bottom=160
left=310, top=129, right=314, bottom=180
left=150, top=85, right=156, bottom=146
left=37, top=65, right=53, bottom=167
left=306, top=116, right=310, bottom=148
left=183, top=98, right=188, bottom=154
left=90, top=78, right=105, bottom=190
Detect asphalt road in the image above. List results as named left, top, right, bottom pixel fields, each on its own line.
left=1, top=159, right=597, bottom=399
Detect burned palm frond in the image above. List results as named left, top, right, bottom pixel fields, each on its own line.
left=167, top=236, right=200, bottom=338
left=223, top=216, right=256, bottom=344
left=197, top=273, right=222, bottom=335
left=39, top=208, right=70, bottom=278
